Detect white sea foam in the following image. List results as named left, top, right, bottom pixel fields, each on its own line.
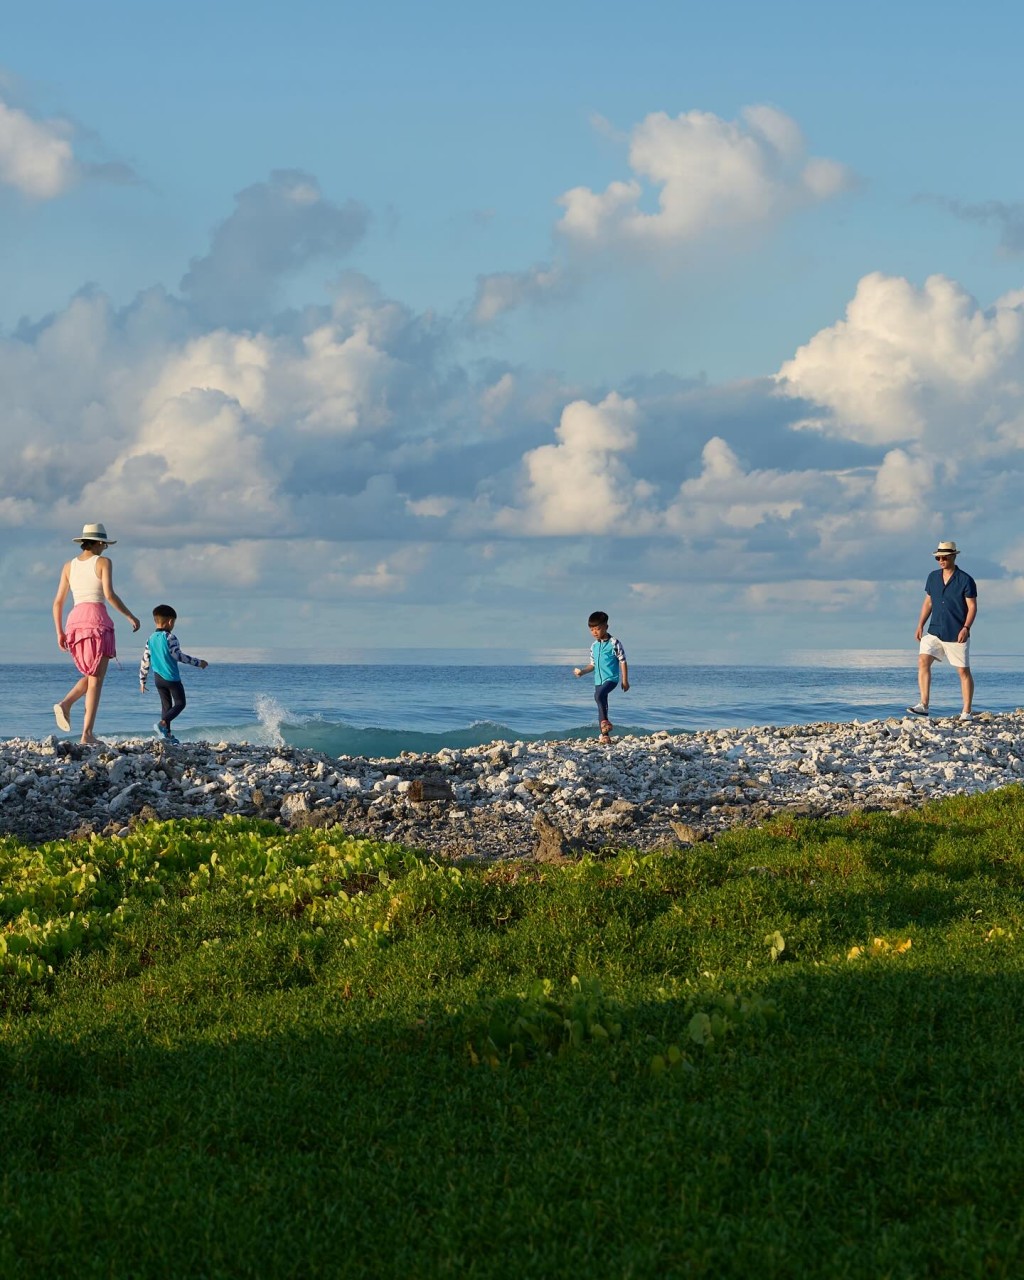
left=252, top=693, right=291, bottom=747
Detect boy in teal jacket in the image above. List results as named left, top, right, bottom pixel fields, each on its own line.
left=139, top=604, right=208, bottom=743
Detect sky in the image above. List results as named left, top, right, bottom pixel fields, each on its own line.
left=4, top=0, right=1024, bottom=664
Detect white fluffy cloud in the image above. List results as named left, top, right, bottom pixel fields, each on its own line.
left=557, top=105, right=854, bottom=249
left=0, top=99, right=76, bottom=198
left=8, top=252, right=1024, bottom=614
left=777, top=272, right=1024, bottom=448
left=664, top=437, right=820, bottom=536
left=77, top=389, right=284, bottom=538
left=136, top=313, right=401, bottom=442
left=0, top=91, right=138, bottom=198
left=870, top=448, right=935, bottom=533
left=10, top=147, right=1024, bottom=658
left=496, top=392, right=655, bottom=535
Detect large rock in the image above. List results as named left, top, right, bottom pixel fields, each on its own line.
left=532, top=812, right=577, bottom=863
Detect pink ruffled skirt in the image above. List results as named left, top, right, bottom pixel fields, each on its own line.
left=66, top=602, right=116, bottom=676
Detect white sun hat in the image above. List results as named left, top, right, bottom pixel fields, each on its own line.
left=72, top=522, right=117, bottom=545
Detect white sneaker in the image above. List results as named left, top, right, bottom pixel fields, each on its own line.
left=906, top=702, right=929, bottom=717
left=958, top=711, right=974, bottom=721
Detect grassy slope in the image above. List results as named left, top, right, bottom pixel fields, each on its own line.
left=3, top=789, right=1024, bottom=1278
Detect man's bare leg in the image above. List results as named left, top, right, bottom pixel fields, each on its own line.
left=958, top=665, right=974, bottom=715
left=917, top=654, right=935, bottom=710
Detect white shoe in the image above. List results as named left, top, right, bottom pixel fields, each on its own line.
left=906, top=702, right=929, bottom=717
left=958, top=710, right=974, bottom=721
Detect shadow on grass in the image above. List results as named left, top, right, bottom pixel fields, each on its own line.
left=4, top=961, right=1024, bottom=1278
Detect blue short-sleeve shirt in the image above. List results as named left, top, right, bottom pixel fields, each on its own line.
left=590, top=636, right=626, bottom=685
left=925, top=566, right=977, bottom=641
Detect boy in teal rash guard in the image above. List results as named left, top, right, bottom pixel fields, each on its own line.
left=573, top=610, right=629, bottom=743
left=139, top=604, right=208, bottom=743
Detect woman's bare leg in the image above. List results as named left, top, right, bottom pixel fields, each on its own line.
left=60, top=675, right=88, bottom=706
left=59, top=676, right=89, bottom=717
left=81, top=656, right=109, bottom=743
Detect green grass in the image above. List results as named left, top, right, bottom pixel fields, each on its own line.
left=4, top=788, right=1024, bottom=1277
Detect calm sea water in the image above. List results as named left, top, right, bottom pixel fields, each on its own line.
left=3, top=656, right=1023, bottom=755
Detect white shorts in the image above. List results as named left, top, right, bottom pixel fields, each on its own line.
left=919, top=634, right=970, bottom=668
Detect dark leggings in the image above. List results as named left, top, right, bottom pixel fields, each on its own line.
left=594, top=679, right=618, bottom=725
left=155, top=676, right=187, bottom=725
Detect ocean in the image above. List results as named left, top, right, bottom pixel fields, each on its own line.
left=3, top=653, right=1023, bottom=755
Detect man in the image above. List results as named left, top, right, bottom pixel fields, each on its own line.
left=907, top=540, right=977, bottom=719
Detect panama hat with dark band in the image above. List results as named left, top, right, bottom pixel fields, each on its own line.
left=72, top=523, right=117, bottom=545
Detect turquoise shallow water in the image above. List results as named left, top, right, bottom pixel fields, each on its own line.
left=3, top=658, right=1023, bottom=754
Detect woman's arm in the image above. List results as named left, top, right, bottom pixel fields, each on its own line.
left=52, top=564, right=71, bottom=649
left=98, top=557, right=141, bottom=631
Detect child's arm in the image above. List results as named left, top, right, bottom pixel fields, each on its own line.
left=573, top=662, right=594, bottom=678
left=169, top=634, right=208, bottom=669
left=614, top=638, right=629, bottom=691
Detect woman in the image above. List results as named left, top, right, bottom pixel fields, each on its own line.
left=53, top=522, right=140, bottom=744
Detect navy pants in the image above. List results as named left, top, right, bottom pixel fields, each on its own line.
left=594, top=679, right=618, bottom=725
left=155, top=676, right=187, bottom=725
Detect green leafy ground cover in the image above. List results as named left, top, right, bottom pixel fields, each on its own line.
left=4, top=788, right=1024, bottom=1278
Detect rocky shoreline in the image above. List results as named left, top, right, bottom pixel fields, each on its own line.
left=3, top=711, right=1024, bottom=859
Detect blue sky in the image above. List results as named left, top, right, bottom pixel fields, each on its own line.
left=4, top=0, right=1024, bottom=663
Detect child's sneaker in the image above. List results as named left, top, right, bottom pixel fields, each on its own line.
left=154, top=721, right=170, bottom=739
left=906, top=702, right=929, bottom=717
left=166, top=733, right=180, bottom=745
left=958, top=710, right=975, bottom=721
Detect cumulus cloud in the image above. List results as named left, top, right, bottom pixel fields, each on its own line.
left=471, top=263, right=565, bottom=324
left=870, top=448, right=935, bottom=533
left=557, top=105, right=855, bottom=250
left=180, top=170, right=369, bottom=328
left=10, top=155, right=1024, bottom=657
left=495, top=392, right=656, bottom=535
left=0, top=98, right=76, bottom=198
left=73, top=388, right=285, bottom=541
left=0, top=222, right=565, bottom=561
left=8, top=246, right=1022, bottom=617
left=285, top=323, right=400, bottom=434
left=0, top=92, right=141, bottom=198
left=0, top=496, right=34, bottom=526
left=664, top=436, right=818, bottom=536
left=776, top=271, right=1024, bottom=448
left=769, top=270, right=1024, bottom=582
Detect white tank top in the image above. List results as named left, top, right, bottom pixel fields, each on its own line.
left=69, top=555, right=106, bottom=605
